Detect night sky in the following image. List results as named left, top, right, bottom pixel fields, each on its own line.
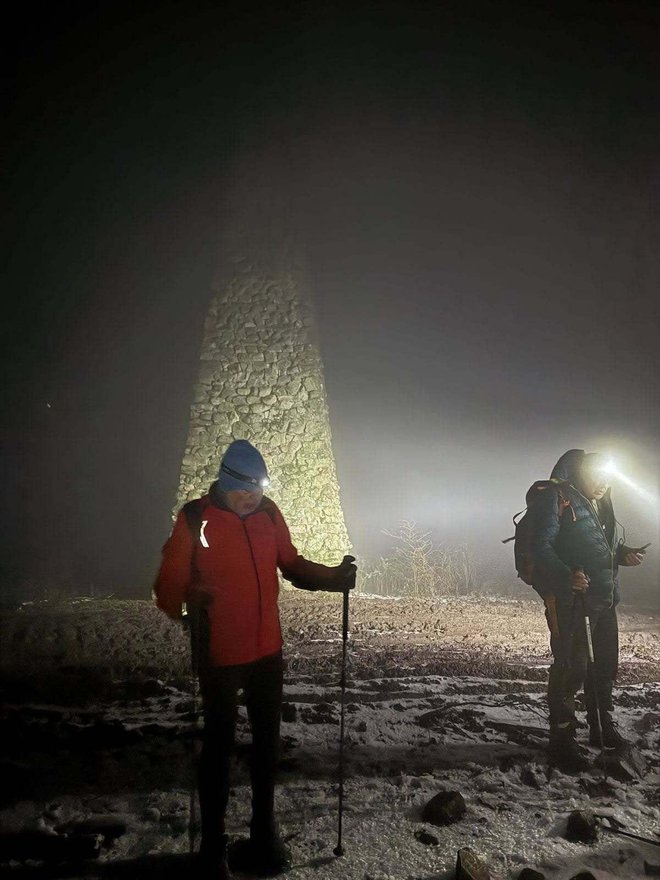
left=4, top=1, right=659, bottom=604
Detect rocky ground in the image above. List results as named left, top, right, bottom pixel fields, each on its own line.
left=0, top=592, right=659, bottom=879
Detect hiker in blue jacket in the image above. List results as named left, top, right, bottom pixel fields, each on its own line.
left=531, top=449, right=645, bottom=772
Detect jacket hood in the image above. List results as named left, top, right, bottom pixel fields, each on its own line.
left=550, top=449, right=614, bottom=510
left=550, top=449, right=586, bottom=483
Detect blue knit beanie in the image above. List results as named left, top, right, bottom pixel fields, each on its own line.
left=217, top=440, right=269, bottom=492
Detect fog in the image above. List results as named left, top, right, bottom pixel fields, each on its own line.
left=3, top=2, right=659, bottom=606
left=292, top=116, right=660, bottom=600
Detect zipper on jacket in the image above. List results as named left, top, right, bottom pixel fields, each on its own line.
left=572, top=484, right=615, bottom=600
left=241, top=519, right=263, bottom=649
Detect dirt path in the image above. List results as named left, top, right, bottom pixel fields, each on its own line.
left=1, top=595, right=658, bottom=879
left=1, top=594, right=658, bottom=690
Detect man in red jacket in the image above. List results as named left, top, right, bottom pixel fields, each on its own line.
left=154, top=440, right=356, bottom=878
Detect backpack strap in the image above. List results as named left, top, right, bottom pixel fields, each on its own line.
left=555, top=483, right=576, bottom=523
left=181, top=498, right=209, bottom=675
left=259, top=496, right=279, bottom=526
left=502, top=506, right=526, bottom=544
left=181, top=498, right=210, bottom=592
left=183, top=498, right=206, bottom=540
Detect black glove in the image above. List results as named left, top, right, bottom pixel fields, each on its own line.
left=326, top=555, right=357, bottom=592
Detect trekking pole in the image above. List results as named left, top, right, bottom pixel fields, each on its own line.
left=185, top=602, right=201, bottom=856
left=334, top=572, right=354, bottom=857
left=574, top=571, right=607, bottom=780
left=593, top=816, right=660, bottom=847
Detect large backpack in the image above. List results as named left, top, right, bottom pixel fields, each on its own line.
left=503, top=479, right=574, bottom=589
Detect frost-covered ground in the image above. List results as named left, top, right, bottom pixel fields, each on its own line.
left=1, top=594, right=658, bottom=879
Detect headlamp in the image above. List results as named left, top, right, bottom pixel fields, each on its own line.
left=596, top=457, right=657, bottom=505
left=220, top=463, right=270, bottom=489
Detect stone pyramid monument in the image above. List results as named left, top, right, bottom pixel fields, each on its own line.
left=173, top=177, right=350, bottom=563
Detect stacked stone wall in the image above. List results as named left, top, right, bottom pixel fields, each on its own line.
left=174, top=256, right=350, bottom=565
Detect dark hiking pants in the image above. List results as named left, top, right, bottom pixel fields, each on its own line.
left=544, top=594, right=618, bottom=728
left=198, top=650, right=283, bottom=854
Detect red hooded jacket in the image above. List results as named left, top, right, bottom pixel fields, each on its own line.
left=154, top=486, right=338, bottom=666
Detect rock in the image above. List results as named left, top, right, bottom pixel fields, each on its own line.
left=168, top=813, right=189, bottom=834
left=414, top=829, right=439, bottom=846
left=456, top=847, right=492, bottom=880
left=579, top=777, right=618, bottom=798
left=422, top=790, right=466, bottom=826
left=645, top=862, right=660, bottom=877
left=518, top=869, right=546, bottom=880
left=635, top=712, right=659, bottom=734
left=598, top=752, right=639, bottom=782
left=520, top=765, right=542, bottom=789
left=281, top=702, right=297, bottom=722
left=565, top=810, right=599, bottom=844
left=43, top=803, right=66, bottom=822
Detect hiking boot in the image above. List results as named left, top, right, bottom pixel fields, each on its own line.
left=198, top=835, right=231, bottom=879
left=589, top=714, right=628, bottom=752
left=548, top=725, right=590, bottom=774
left=228, top=833, right=291, bottom=877
left=254, top=833, right=292, bottom=876
left=198, top=854, right=231, bottom=878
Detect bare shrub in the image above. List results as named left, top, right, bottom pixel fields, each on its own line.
left=358, top=521, right=474, bottom=598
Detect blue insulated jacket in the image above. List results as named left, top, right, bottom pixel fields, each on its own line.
left=530, top=449, right=627, bottom=609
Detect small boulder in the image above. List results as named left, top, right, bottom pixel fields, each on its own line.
left=456, top=847, right=492, bottom=880
left=565, top=810, right=598, bottom=844
left=598, top=753, right=638, bottom=782
left=164, top=813, right=189, bottom=834
left=422, top=790, right=466, bottom=826
left=520, top=765, right=542, bottom=789
left=414, top=829, right=439, bottom=846
left=518, top=869, right=546, bottom=880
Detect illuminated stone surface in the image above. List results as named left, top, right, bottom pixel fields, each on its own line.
left=173, top=244, right=350, bottom=564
